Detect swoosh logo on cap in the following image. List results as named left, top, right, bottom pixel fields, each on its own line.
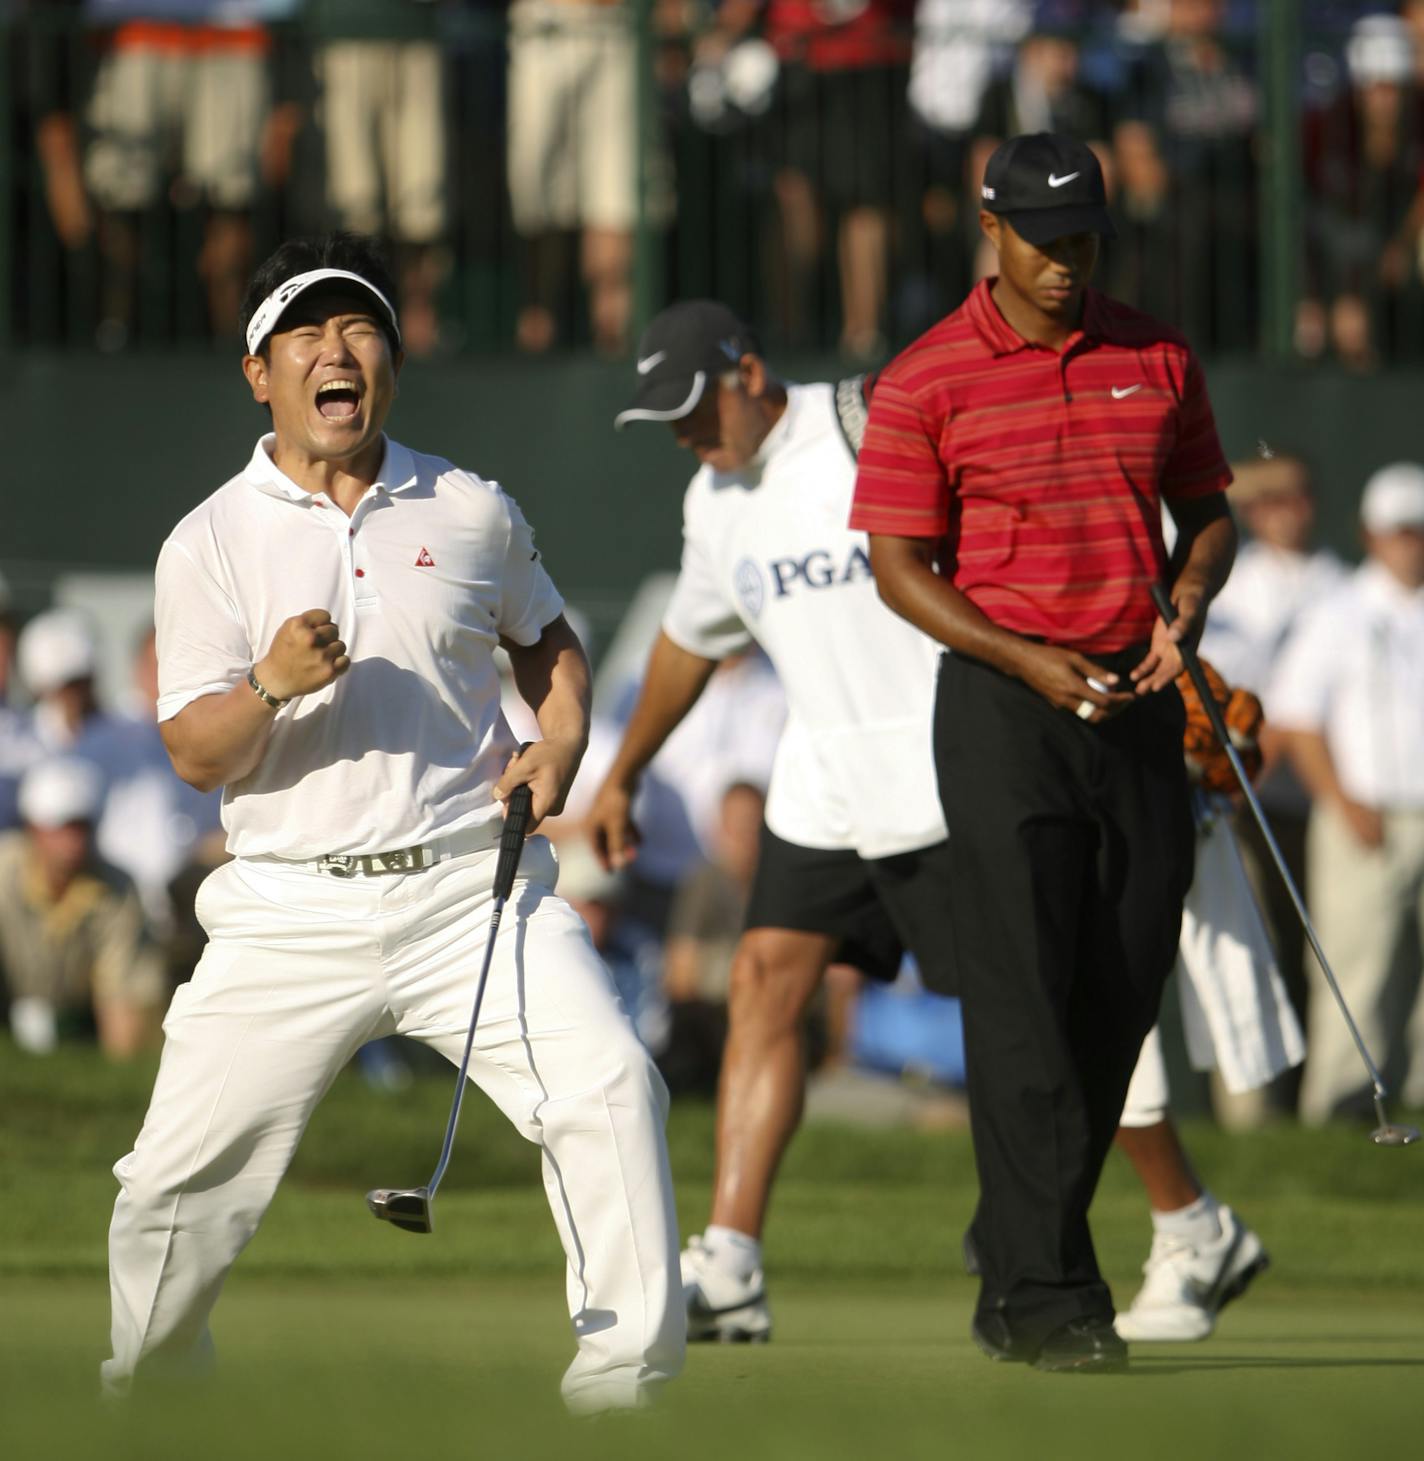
left=1048, top=171, right=1080, bottom=188
left=637, top=351, right=667, bottom=375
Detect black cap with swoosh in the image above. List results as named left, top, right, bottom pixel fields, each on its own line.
left=979, top=132, right=1115, bottom=247
left=615, top=299, right=760, bottom=430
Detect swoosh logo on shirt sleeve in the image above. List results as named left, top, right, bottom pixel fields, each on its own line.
left=1111, top=384, right=1143, bottom=399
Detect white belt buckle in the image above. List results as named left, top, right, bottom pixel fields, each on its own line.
left=317, top=854, right=359, bottom=878
left=373, top=847, right=423, bottom=873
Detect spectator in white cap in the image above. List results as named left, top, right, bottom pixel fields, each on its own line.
left=10, top=612, right=215, bottom=933
left=1298, top=11, right=1423, bottom=369
left=1267, top=461, right=1424, bottom=1122
left=0, top=758, right=167, bottom=1058
left=16, top=608, right=115, bottom=752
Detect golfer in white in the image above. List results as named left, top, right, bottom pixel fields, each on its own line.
left=102, top=234, right=683, bottom=1414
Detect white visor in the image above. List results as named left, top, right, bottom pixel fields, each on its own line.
left=244, top=268, right=401, bottom=355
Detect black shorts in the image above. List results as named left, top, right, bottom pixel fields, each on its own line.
left=743, top=824, right=956, bottom=993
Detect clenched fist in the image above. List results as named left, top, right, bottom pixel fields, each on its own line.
left=253, top=609, right=350, bottom=702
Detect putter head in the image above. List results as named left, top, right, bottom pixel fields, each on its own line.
left=366, top=1186, right=434, bottom=1233
left=1371, top=1123, right=1421, bottom=1147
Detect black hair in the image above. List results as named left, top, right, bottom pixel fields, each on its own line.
left=240, top=232, right=400, bottom=358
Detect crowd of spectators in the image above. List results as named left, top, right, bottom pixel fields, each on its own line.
left=0, top=581, right=959, bottom=1116
left=10, top=1, right=1424, bottom=362
left=0, top=594, right=224, bottom=1058
left=4, top=451, right=1423, bottom=1127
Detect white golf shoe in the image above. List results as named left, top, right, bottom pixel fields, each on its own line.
left=681, top=1234, right=772, bottom=1343
left=1114, top=1205, right=1269, bottom=1342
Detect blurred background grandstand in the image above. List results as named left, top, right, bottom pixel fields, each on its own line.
left=5, top=0, right=1424, bottom=1123
left=8, top=3, right=1424, bottom=612
left=8, top=1, right=1424, bottom=363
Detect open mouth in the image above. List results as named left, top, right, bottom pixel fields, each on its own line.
left=316, top=378, right=363, bottom=421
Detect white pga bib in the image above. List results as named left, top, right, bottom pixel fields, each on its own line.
left=661, top=384, right=946, bottom=859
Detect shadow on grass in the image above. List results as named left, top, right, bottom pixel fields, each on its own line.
left=1129, top=1355, right=1424, bottom=1374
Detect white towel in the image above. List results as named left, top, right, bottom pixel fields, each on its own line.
left=1174, top=798, right=1306, bottom=1093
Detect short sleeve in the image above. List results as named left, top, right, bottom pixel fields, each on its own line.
left=497, top=494, right=565, bottom=647
left=155, top=539, right=252, bottom=723
left=1162, top=352, right=1233, bottom=502
left=848, top=374, right=950, bottom=537
left=661, top=508, right=753, bottom=661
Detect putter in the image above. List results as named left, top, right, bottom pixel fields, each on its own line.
left=366, top=775, right=536, bottom=1233
left=1151, top=584, right=1419, bottom=1148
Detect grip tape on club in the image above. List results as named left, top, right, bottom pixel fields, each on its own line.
left=493, top=746, right=535, bottom=901
left=1149, top=582, right=1234, bottom=752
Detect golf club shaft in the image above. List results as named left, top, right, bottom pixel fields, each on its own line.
left=1150, top=583, right=1390, bottom=1102
left=426, top=777, right=535, bottom=1199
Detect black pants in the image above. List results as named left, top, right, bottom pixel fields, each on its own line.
left=933, top=649, right=1194, bottom=1349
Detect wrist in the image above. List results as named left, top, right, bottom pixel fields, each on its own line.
left=603, top=761, right=643, bottom=797
left=247, top=662, right=290, bottom=709
left=989, top=633, right=1036, bottom=681
left=536, top=728, right=589, bottom=766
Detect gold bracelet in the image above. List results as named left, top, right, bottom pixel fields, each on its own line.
left=246, top=666, right=288, bottom=710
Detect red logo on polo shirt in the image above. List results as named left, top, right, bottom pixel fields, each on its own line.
left=414, top=547, right=436, bottom=567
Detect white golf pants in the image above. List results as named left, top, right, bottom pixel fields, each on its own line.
left=102, top=837, right=685, bottom=1412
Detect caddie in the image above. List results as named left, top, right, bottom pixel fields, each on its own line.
left=102, top=232, right=684, bottom=1414
left=587, top=299, right=956, bottom=1342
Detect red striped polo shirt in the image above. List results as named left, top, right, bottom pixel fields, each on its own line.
left=849, top=279, right=1232, bottom=653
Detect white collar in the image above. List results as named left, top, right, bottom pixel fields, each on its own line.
left=244, top=433, right=418, bottom=505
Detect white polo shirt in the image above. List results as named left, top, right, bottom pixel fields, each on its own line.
left=1267, top=559, right=1424, bottom=809
left=155, top=434, right=563, bottom=859
left=1199, top=540, right=1347, bottom=694
left=661, top=383, right=946, bottom=859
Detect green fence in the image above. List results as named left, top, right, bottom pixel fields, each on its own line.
left=3, top=350, right=1416, bottom=620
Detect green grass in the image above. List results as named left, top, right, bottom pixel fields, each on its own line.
left=4, top=1043, right=1423, bottom=1460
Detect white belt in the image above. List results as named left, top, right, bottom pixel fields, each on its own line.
left=256, top=821, right=503, bottom=878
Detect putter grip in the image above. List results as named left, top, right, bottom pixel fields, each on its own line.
left=494, top=781, right=533, bottom=901
left=1150, top=583, right=1235, bottom=751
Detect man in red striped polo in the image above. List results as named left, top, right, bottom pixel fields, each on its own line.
left=851, top=132, right=1237, bottom=1373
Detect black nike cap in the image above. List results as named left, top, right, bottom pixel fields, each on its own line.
left=980, top=132, right=1115, bottom=247
left=614, top=300, right=761, bottom=430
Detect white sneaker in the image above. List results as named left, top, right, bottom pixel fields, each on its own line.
left=681, top=1234, right=772, bottom=1343
left=1115, top=1205, right=1269, bottom=1342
